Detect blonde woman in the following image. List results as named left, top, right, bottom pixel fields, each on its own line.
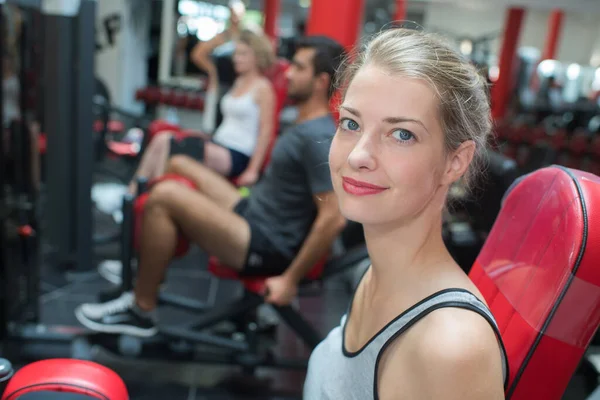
left=304, top=28, right=508, bottom=400
left=129, top=12, right=276, bottom=193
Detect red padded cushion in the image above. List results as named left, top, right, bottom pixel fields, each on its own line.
left=147, top=119, right=180, bottom=143
left=132, top=174, right=198, bottom=258
left=261, top=59, right=289, bottom=171
left=38, top=134, right=47, bottom=155
left=93, top=120, right=125, bottom=134
left=107, top=120, right=125, bottom=133
left=106, top=141, right=139, bottom=157
left=207, top=254, right=328, bottom=294
left=1, top=359, right=128, bottom=400
left=469, top=166, right=600, bottom=400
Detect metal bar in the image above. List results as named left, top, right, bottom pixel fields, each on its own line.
left=159, top=327, right=249, bottom=352
left=73, top=0, right=95, bottom=271
left=17, top=24, right=30, bottom=194
left=158, top=292, right=211, bottom=312
left=273, top=305, right=323, bottom=349
left=43, top=11, right=75, bottom=269
left=0, top=0, right=7, bottom=342
left=120, top=195, right=135, bottom=292
left=183, top=293, right=263, bottom=331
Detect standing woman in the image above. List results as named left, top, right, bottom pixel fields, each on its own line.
left=128, top=6, right=276, bottom=193
left=304, top=28, right=507, bottom=399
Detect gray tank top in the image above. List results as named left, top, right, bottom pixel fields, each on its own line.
left=303, top=287, right=509, bottom=399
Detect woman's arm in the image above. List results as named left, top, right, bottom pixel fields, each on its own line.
left=236, top=80, right=276, bottom=186
left=378, top=309, right=505, bottom=400
left=190, top=33, right=228, bottom=91
left=190, top=7, right=242, bottom=91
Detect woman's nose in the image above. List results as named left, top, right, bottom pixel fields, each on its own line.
left=347, top=133, right=377, bottom=171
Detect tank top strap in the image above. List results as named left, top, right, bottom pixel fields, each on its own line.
left=354, top=288, right=509, bottom=390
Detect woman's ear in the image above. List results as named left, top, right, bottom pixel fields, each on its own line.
left=442, top=140, right=475, bottom=185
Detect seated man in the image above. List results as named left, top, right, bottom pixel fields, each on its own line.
left=75, top=36, right=348, bottom=337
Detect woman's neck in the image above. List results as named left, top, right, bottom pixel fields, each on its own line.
left=362, top=212, right=454, bottom=299
left=236, top=69, right=260, bottom=84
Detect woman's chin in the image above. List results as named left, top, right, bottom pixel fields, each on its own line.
left=340, top=204, right=375, bottom=226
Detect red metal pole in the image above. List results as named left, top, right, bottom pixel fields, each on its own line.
left=394, top=0, right=407, bottom=22
left=491, top=7, right=526, bottom=120
left=530, top=9, right=563, bottom=90
left=541, top=9, right=564, bottom=61
left=263, top=0, right=280, bottom=42
left=306, top=0, right=365, bottom=51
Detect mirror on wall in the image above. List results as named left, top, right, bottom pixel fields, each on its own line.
left=160, top=0, right=264, bottom=88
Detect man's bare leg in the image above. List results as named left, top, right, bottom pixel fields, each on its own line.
left=75, top=179, right=251, bottom=335
left=128, top=133, right=173, bottom=194
left=167, top=154, right=241, bottom=209
left=134, top=180, right=250, bottom=311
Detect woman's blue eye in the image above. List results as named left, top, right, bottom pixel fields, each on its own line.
left=392, top=129, right=414, bottom=142
left=340, top=118, right=360, bottom=131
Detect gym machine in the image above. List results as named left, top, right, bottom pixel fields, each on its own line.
left=1, top=0, right=94, bottom=362
left=42, top=0, right=95, bottom=273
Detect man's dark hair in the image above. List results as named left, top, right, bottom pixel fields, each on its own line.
left=295, top=36, right=346, bottom=99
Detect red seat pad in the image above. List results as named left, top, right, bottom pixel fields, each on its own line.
left=1, top=359, right=128, bottom=400
left=106, top=141, right=139, bottom=157
left=147, top=119, right=180, bottom=143
left=469, top=166, right=600, bottom=400
left=208, top=254, right=328, bottom=294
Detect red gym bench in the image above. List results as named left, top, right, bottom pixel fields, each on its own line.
left=469, top=165, right=600, bottom=399
left=1, top=359, right=127, bottom=400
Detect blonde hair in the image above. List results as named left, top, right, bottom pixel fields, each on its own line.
left=238, top=28, right=276, bottom=73
left=337, top=28, right=491, bottom=193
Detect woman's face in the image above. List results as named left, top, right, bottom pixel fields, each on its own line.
left=233, top=41, right=258, bottom=75
left=329, top=65, right=471, bottom=227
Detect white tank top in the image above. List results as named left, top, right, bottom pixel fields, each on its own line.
left=212, top=83, right=261, bottom=157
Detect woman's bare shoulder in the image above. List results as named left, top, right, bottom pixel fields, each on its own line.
left=379, top=305, right=505, bottom=400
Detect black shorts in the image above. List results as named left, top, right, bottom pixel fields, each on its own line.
left=233, top=198, right=293, bottom=277
left=169, top=136, right=250, bottom=178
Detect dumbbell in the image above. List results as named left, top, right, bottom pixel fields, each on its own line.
left=0, top=358, right=14, bottom=396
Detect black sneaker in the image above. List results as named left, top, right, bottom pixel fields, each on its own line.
left=75, top=292, right=158, bottom=337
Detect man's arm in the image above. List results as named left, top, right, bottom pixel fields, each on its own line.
left=265, top=191, right=346, bottom=305
left=285, top=191, right=346, bottom=283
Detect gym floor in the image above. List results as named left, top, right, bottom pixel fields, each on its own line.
left=39, top=241, right=350, bottom=399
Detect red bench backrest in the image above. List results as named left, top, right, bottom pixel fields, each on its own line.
left=469, top=166, right=600, bottom=399
left=261, top=58, right=290, bottom=171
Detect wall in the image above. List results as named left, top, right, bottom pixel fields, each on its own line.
left=422, top=2, right=600, bottom=65
left=95, top=0, right=151, bottom=113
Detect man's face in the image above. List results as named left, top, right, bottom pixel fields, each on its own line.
left=285, top=47, right=318, bottom=103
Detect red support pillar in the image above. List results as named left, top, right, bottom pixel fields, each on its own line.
left=491, top=7, right=526, bottom=120
left=306, top=0, right=365, bottom=51
left=394, top=0, right=407, bottom=22
left=263, top=0, right=280, bottom=42
left=530, top=9, right=563, bottom=90
left=541, top=9, right=564, bottom=61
